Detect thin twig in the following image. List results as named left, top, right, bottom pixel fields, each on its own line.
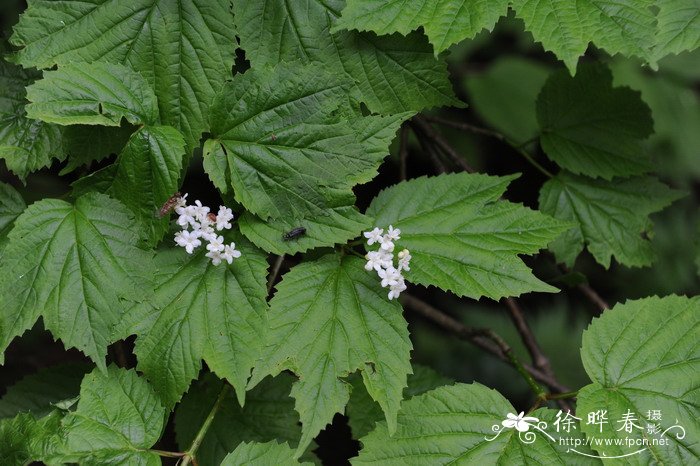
left=399, top=294, right=569, bottom=393
left=502, top=298, right=552, bottom=375
left=399, top=125, right=409, bottom=181
left=424, top=114, right=553, bottom=178
left=578, top=283, right=610, bottom=312
left=151, top=450, right=186, bottom=458
left=411, top=116, right=476, bottom=173
left=181, top=384, right=230, bottom=466
left=413, top=124, right=448, bottom=174
left=503, top=298, right=573, bottom=411
left=267, top=254, right=285, bottom=296
left=558, top=264, right=610, bottom=313
left=423, top=114, right=506, bottom=141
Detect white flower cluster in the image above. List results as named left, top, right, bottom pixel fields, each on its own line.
left=363, top=225, right=411, bottom=300
left=172, top=193, right=241, bottom=265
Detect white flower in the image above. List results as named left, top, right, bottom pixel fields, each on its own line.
left=174, top=193, right=188, bottom=211
left=397, top=249, right=411, bottom=271
left=207, top=235, right=225, bottom=252
left=378, top=250, right=394, bottom=269
left=206, top=250, right=222, bottom=266
left=363, top=227, right=384, bottom=245
left=388, top=279, right=407, bottom=300
left=502, top=412, right=539, bottom=432
left=385, top=225, right=401, bottom=241
left=175, top=230, right=201, bottom=254
left=222, top=243, right=242, bottom=264
left=193, top=200, right=210, bottom=224
left=377, top=266, right=401, bottom=288
left=177, top=212, right=195, bottom=228
left=365, top=251, right=385, bottom=271
left=216, top=206, right=234, bottom=230
left=199, top=224, right=217, bottom=242
left=380, top=237, right=395, bottom=252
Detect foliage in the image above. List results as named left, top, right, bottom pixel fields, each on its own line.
left=0, top=1, right=698, bottom=465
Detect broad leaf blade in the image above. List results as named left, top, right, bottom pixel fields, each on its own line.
left=57, top=366, right=167, bottom=466
left=249, top=254, right=412, bottom=455
left=0, top=363, right=89, bottom=419
left=11, top=0, right=237, bottom=149
left=0, top=59, right=63, bottom=181
left=0, top=182, right=26, bottom=247
left=367, top=173, right=572, bottom=300
left=109, top=126, right=185, bottom=244
left=578, top=296, right=700, bottom=464
left=205, top=65, right=405, bottom=251
left=222, top=441, right=312, bottom=466
left=537, top=64, right=653, bottom=179
left=25, top=62, right=158, bottom=126
left=0, top=193, right=153, bottom=368
left=539, top=172, right=684, bottom=268
left=335, top=0, right=509, bottom=54
left=353, top=383, right=596, bottom=464
left=233, top=0, right=460, bottom=114
left=347, top=364, right=453, bottom=439
left=116, top=232, right=269, bottom=407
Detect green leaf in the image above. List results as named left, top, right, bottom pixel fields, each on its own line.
left=0, top=59, right=63, bottom=181
left=11, top=0, right=237, bottom=149
left=539, top=172, right=684, bottom=268
left=221, top=441, right=313, bottom=466
left=511, top=0, right=655, bottom=73
left=0, top=411, right=64, bottom=466
left=175, top=373, right=305, bottom=466
left=248, top=254, right=412, bottom=456
left=465, top=56, right=551, bottom=145
left=56, top=366, right=167, bottom=466
left=60, top=124, right=134, bottom=175
left=367, top=173, right=571, bottom=300
left=0, top=193, right=153, bottom=369
left=537, top=63, right=653, bottom=179
left=73, top=126, right=185, bottom=245
left=25, top=62, right=158, bottom=126
left=233, top=0, right=460, bottom=114
left=653, top=0, right=700, bottom=62
left=205, top=65, right=406, bottom=252
left=578, top=295, right=700, bottom=463
left=115, top=232, right=269, bottom=407
left=0, top=182, right=26, bottom=247
left=347, top=364, right=453, bottom=439
left=0, top=363, right=89, bottom=419
left=353, top=383, right=597, bottom=464
left=335, top=0, right=510, bottom=54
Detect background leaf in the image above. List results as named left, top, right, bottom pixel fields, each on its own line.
left=175, top=373, right=308, bottom=466
left=539, top=172, right=684, bottom=267
left=578, top=295, right=700, bottom=464
left=221, top=441, right=313, bottom=466
left=537, top=63, right=653, bottom=179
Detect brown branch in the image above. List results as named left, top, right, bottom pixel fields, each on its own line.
left=502, top=298, right=552, bottom=375
left=423, top=114, right=506, bottom=141
left=578, top=283, right=610, bottom=312
left=410, top=116, right=476, bottom=173
left=412, top=123, right=448, bottom=174
left=400, top=294, right=570, bottom=394
left=399, top=125, right=409, bottom=181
